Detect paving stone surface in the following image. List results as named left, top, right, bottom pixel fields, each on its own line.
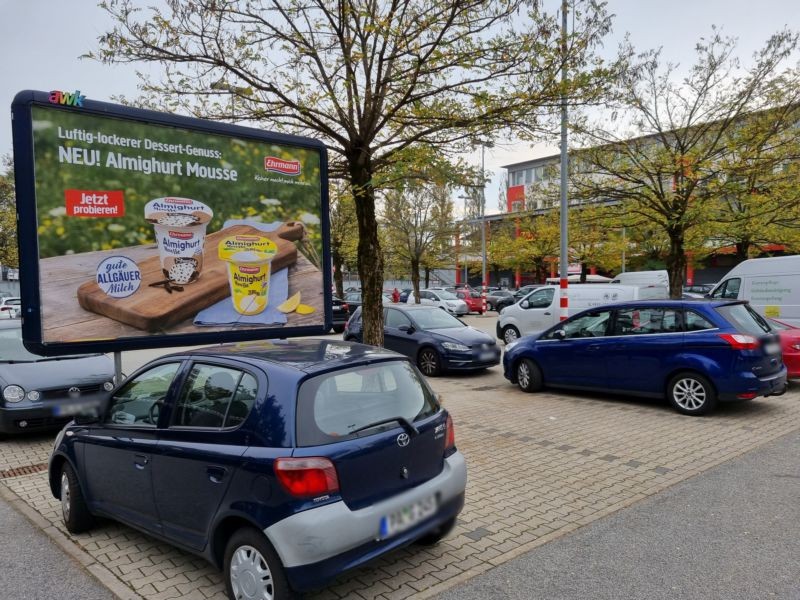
left=2, top=366, right=798, bottom=600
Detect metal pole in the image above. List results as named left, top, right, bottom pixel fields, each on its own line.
left=113, top=351, right=124, bottom=384
left=621, top=226, right=626, bottom=273
left=559, top=0, right=569, bottom=321
left=480, top=144, right=488, bottom=313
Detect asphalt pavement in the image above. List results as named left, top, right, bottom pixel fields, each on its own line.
left=0, top=493, right=116, bottom=600
left=437, top=429, right=800, bottom=600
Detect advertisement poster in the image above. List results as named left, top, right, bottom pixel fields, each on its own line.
left=13, top=93, right=329, bottom=353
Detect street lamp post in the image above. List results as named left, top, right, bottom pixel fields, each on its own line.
left=480, top=143, right=487, bottom=313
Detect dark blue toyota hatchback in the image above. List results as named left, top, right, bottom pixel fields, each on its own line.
left=503, top=299, right=788, bottom=415
left=48, top=339, right=466, bottom=599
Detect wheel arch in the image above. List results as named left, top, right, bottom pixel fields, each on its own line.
left=664, top=367, right=718, bottom=398
left=210, top=513, right=268, bottom=569
left=511, top=354, right=543, bottom=385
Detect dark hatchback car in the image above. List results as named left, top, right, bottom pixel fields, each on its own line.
left=343, top=305, right=500, bottom=376
left=49, top=340, right=466, bottom=599
left=0, top=320, right=115, bottom=435
left=330, top=296, right=349, bottom=333
left=503, top=299, right=787, bottom=415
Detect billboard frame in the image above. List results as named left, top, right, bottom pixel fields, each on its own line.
left=12, top=90, right=331, bottom=355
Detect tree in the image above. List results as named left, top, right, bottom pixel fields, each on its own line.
left=329, top=181, right=359, bottom=298
left=488, top=210, right=560, bottom=282
left=569, top=202, right=625, bottom=280
left=94, top=0, right=615, bottom=344
left=572, top=31, right=799, bottom=297
left=382, top=182, right=455, bottom=303
left=0, top=157, right=19, bottom=269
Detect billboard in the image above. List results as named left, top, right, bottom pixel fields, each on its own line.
left=11, top=91, right=330, bottom=355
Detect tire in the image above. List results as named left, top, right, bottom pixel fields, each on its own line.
left=417, top=347, right=442, bottom=377
left=416, top=517, right=457, bottom=546
left=487, top=302, right=495, bottom=311
left=516, top=358, right=543, bottom=393
left=502, top=325, right=520, bottom=344
left=60, top=462, right=94, bottom=533
left=667, top=372, right=717, bottom=416
left=224, top=527, right=294, bottom=600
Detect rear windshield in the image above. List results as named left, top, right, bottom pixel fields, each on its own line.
left=296, top=360, right=440, bottom=447
left=715, top=303, right=772, bottom=335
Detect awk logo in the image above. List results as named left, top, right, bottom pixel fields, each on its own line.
left=48, top=90, right=86, bottom=108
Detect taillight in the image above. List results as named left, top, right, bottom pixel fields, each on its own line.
left=342, top=303, right=349, bottom=311
left=444, top=413, right=456, bottom=456
left=274, top=457, right=339, bottom=498
left=718, top=333, right=759, bottom=350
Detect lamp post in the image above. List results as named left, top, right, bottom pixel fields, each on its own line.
left=558, top=0, right=569, bottom=321
left=479, top=142, right=493, bottom=314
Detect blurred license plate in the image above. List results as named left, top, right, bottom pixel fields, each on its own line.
left=333, top=306, right=343, bottom=311
left=379, top=495, right=437, bottom=539
left=53, top=400, right=100, bottom=417
left=764, top=343, right=781, bottom=355
left=480, top=351, right=497, bottom=360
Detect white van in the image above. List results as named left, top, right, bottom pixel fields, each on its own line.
left=610, top=270, right=669, bottom=287
left=709, top=256, right=800, bottom=326
left=496, top=284, right=668, bottom=343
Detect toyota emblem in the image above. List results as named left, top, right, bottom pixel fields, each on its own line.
left=396, top=433, right=410, bottom=447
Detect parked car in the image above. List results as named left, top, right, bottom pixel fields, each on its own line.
left=497, top=284, right=668, bottom=344
left=0, top=297, right=21, bottom=319
left=0, top=320, right=115, bottom=435
left=344, top=305, right=500, bottom=376
left=343, top=291, right=392, bottom=316
left=488, top=289, right=516, bottom=312
left=406, top=289, right=468, bottom=316
left=48, top=339, right=467, bottom=599
left=709, top=255, right=800, bottom=326
left=398, top=288, right=413, bottom=303
left=503, top=299, right=787, bottom=415
left=453, top=289, right=485, bottom=315
left=768, top=317, right=800, bottom=378
left=331, top=296, right=349, bottom=333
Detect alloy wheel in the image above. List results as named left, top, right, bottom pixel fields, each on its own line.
left=230, top=545, right=274, bottom=600
left=419, top=350, right=439, bottom=376
left=672, top=377, right=707, bottom=410
left=61, top=472, right=70, bottom=522
left=517, top=361, right=530, bottom=389
left=503, top=327, right=519, bottom=344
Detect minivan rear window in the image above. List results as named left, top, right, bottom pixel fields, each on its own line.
left=715, top=303, right=771, bottom=335
left=296, top=361, right=440, bottom=447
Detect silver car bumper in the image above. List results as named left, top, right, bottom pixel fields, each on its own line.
left=264, top=451, right=467, bottom=568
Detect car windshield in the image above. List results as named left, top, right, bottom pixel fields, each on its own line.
left=435, top=290, right=458, bottom=300
left=411, top=308, right=464, bottom=330
left=0, top=327, right=97, bottom=362
left=296, top=360, right=440, bottom=446
left=716, top=303, right=772, bottom=335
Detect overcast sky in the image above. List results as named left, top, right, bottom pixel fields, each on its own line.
left=1, top=0, right=797, bottom=214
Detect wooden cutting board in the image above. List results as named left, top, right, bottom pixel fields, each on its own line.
left=77, top=222, right=304, bottom=332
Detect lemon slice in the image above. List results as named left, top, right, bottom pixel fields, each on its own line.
left=296, top=304, right=315, bottom=314
left=277, top=292, right=301, bottom=313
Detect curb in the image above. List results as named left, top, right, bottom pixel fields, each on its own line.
left=0, top=483, right=143, bottom=600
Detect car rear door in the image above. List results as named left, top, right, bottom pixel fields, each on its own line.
left=294, top=360, right=445, bottom=511
left=152, top=361, right=258, bottom=550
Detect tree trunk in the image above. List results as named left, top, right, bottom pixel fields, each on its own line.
left=332, top=247, right=344, bottom=299
left=410, top=257, right=421, bottom=304
left=350, top=156, right=384, bottom=346
left=735, top=240, right=750, bottom=262
left=665, top=230, right=686, bottom=299
left=580, top=262, right=587, bottom=283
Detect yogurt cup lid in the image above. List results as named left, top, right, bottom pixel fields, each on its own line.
left=145, top=197, right=213, bottom=224
left=218, top=235, right=277, bottom=262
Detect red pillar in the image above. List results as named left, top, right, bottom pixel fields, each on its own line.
left=454, top=231, right=461, bottom=284
left=686, top=252, right=694, bottom=286
left=589, top=266, right=597, bottom=275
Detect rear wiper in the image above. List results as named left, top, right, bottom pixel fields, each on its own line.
left=349, top=416, right=420, bottom=437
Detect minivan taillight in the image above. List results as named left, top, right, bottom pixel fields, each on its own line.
left=444, top=413, right=456, bottom=456
left=718, top=333, right=760, bottom=350
left=274, top=457, right=340, bottom=497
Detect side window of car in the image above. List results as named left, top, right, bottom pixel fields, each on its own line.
left=685, top=310, right=715, bottom=331
left=613, top=308, right=680, bottom=335
left=172, top=364, right=245, bottom=429
left=386, top=309, right=412, bottom=328
left=525, top=288, right=554, bottom=309
left=106, top=362, right=181, bottom=427
left=227, top=373, right=258, bottom=428
left=722, top=278, right=741, bottom=299
left=560, top=310, right=612, bottom=338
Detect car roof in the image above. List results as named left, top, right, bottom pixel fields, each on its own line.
left=390, top=304, right=446, bottom=311
left=581, top=298, right=746, bottom=311
left=165, top=338, right=403, bottom=374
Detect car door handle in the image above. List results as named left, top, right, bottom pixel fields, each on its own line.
left=207, top=466, right=227, bottom=484
left=134, top=454, right=149, bottom=469
left=544, top=312, right=551, bottom=315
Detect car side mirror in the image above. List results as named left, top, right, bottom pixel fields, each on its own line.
left=520, top=300, right=530, bottom=309
left=553, top=329, right=566, bottom=340
left=73, top=413, right=100, bottom=425
left=398, top=324, right=415, bottom=334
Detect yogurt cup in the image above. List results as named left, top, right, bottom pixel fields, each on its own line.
left=218, top=235, right=278, bottom=315
left=144, top=197, right=213, bottom=284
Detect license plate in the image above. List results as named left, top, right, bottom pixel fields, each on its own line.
left=333, top=306, right=343, bottom=311
left=379, top=495, right=437, bottom=539
left=764, top=343, right=781, bottom=355
left=53, top=400, right=100, bottom=417
left=480, top=351, right=498, bottom=360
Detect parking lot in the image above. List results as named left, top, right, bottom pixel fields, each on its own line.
left=1, top=315, right=799, bottom=600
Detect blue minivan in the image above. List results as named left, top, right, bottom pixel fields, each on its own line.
left=503, top=299, right=787, bottom=415
left=49, top=340, right=466, bottom=599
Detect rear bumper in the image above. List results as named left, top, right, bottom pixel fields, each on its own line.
left=265, top=452, right=467, bottom=591
left=717, top=367, right=788, bottom=402
left=783, top=353, right=800, bottom=378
